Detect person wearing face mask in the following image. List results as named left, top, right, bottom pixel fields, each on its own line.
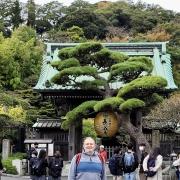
left=27, top=142, right=39, bottom=160
left=68, top=137, right=107, bottom=180
left=48, top=151, right=63, bottom=180
left=99, top=145, right=107, bottom=162
left=138, top=143, right=148, bottom=180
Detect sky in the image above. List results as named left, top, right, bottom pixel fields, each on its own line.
left=19, top=0, right=180, bottom=12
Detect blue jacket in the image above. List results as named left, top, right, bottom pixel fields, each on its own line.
left=68, top=151, right=106, bottom=180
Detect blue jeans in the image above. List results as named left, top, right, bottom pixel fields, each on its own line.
left=31, top=175, right=46, bottom=180
left=176, top=170, right=180, bottom=180
left=48, top=176, right=61, bottom=180
left=124, top=171, right=136, bottom=180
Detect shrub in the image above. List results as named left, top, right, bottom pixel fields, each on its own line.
left=2, top=153, right=26, bottom=175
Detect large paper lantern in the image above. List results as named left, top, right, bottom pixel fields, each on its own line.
left=94, top=111, right=119, bottom=137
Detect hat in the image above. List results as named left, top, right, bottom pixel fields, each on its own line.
left=100, top=145, right=104, bottom=149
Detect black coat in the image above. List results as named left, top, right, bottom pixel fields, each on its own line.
left=30, top=157, right=48, bottom=176
left=48, top=157, right=63, bottom=177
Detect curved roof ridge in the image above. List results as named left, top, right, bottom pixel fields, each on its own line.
left=34, top=42, right=177, bottom=91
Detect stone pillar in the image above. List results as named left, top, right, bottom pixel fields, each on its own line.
left=2, top=139, right=11, bottom=160
left=12, top=159, right=22, bottom=175
left=152, top=130, right=160, bottom=148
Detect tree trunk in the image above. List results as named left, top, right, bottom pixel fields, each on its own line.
left=118, top=113, right=151, bottom=152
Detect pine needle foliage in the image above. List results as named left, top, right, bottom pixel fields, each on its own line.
left=119, top=98, right=145, bottom=112
left=62, top=100, right=97, bottom=129
left=117, top=76, right=167, bottom=98
left=51, top=58, right=80, bottom=71
left=94, top=97, right=124, bottom=112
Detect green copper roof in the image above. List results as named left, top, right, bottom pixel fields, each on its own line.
left=34, top=42, right=177, bottom=91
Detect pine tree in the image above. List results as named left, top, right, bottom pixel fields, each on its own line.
left=11, top=0, right=22, bottom=29
left=27, top=0, right=35, bottom=27
left=51, top=42, right=167, bottom=151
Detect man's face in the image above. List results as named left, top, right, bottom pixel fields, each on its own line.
left=83, top=138, right=96, bottom=153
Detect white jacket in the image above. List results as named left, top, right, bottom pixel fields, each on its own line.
left=173, top=158, right=180, bottom=170
left=143, top=154, right=163, bottom=180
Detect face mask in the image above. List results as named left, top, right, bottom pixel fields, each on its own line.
left=32, top=154, right=36, bottom=157
left=55, top=154, right=60, bottom=158
left=139, top=146, right=145, bottom=151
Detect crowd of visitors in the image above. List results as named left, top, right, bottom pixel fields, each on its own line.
left=67, top=137, right=179, bottom=180
left=13, top=138, right=180, bottom=180
left=28, top=143, right=63, bottom=180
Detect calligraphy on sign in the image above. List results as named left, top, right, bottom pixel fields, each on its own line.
left=94, top=111, right=119, bottom=137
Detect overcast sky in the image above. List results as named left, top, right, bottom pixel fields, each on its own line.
left=19, top=0, right=180, bottom=12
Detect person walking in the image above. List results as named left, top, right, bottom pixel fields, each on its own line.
left=143, top=147, right=163, bottom=180
left=99, top=145, right=107, bottom=162
left=68, top=137, right=106, bottom=180
left=122, top=143, right=139, bottom=180
left=108, top=147, right=123, bottom=180
left=48, top=150, right=63, bottom=180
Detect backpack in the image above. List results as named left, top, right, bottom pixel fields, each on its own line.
left=50, top=158, right=63, bottom=177
left=32, top=158, right=42, bottom=176
left=108, top=154, right=123, bottom=175
left=75, top=153, right=104, bottom=165
left=123, top=152, right=135, bottom=172
left=146, top=157, right=157, bottom=177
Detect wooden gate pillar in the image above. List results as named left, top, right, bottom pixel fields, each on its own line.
left=68, top=120, right=82, bottom=160
left=152, top=129, right=160, bottom=148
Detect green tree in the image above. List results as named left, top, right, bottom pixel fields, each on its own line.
left=11, top=0, right=22, bottom=29
left=50, top=42, right=167, bottom=151
left=67, top=26, right=86, bottom=42
left=0, top=0, right=14, bottom=36
left=35, top=19, right=52, bottom=36
left=66, top=0, right=91, bottom=13
left=27, top=0, right=36, bottom=27
left=0, top=0, right=14, bottom=23
left=147, top=92, right=180, bottom=129
left=0, top=38, right=20, bottom=89
left=47, top=29, right=71, bottom=43
left=36, top=1, right=65, bottom=29
left=0, top=91, right=29, bottom=127
left=0, top=26, right=43, bottom=89
left=83, top=119, right=97, bottom=139
left=109, top=8, right=131, bottom=29
left=61, top=9, right=108, bottom=39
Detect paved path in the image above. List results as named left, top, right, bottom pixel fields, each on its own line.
left=1, top=177, right=28, bottom=180
left=0, top=176, right=69, bottom=180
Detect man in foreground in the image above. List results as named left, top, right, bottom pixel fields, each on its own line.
left=68, top=137, right=106, bottom=180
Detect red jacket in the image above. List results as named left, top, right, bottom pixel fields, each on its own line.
left=99, top=150, right=107, bottom=162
